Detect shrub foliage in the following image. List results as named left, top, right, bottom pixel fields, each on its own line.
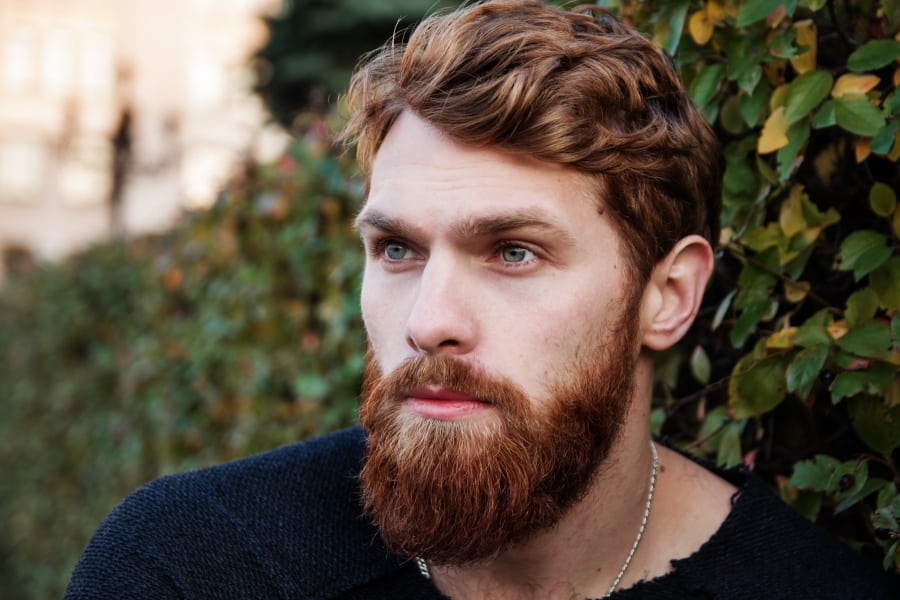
left=611, top=0, right=900, bottom=570
left=0, top=128, right=366, bottom=597
left=1, top=0, right=898, bottom=597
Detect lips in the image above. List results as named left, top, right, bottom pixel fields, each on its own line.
left=405, top=386, right=491, bottom=419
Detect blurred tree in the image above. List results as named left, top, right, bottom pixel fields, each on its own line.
left=254, top=0, right=458, bottom=128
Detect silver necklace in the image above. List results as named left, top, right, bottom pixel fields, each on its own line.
left=415, top=441, right=659, bottom=599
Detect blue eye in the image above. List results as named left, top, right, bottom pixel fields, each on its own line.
left=384, top=243, right=409, bottom=260
left=501, top=246, right=532, bottom=263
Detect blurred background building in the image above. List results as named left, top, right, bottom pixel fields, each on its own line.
left=0, top=0, right=286, bottom=279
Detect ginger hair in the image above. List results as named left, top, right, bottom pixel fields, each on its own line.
left=340, top=0, right=722, bottom=283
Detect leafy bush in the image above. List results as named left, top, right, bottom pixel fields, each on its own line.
left=1, top=1, right=898, bottom=597
left=0, top=123, right=366, bottom=598
left=610, top=0, right=900, bottom=569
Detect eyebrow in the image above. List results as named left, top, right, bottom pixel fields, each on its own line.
left=355, top=209, right=576, bottom=245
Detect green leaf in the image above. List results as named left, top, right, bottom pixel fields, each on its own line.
left=894, top=314, right=900, bottom=348
left=736, top=0, right=784, bottom=27
left=721, top=94, right=746, bottom=134
left=735, top=262, right=778, bottom=308
left=871, top=121, right=900, bottom=155
left=833, top=95, right=887, bottom=137
left=794, top=309, right=833, bottom=348
left=740, top=81, right=771, bottom=127
left=690, top=344, right=712, bottom=384
left=869, top=182, right=898, bottom=217
left=777, top=120, right=810, bottom=181
left=790, top=454, right=839, bottom=491
left=812, top=99, right=836, bottom=128
left=848, top=396, right=900, bottom=453
left=729, top=353, right=789, bottom=417
left=717, top=422, right=744, bottom=467
left=829, top=460, right=868, bottom=502
left=783, top=71, right=833, bottom=125
left=731, top=301, right=769, bottom=348
left=845, top=288, right=879, bottom=328
left=657, top=1, right=690, bottom=56
left=836, top=476, right=886, bottom=514
left=690, top=64, right=725, bottom=109
left=847, top=39, right=900, bottom=72
left=786, top=344, right=829, bottom=398
left=831, top=361, right=897, bottom=402
left=876, top=482, right=898, bottom=511
left=836, top=321, right=892, bottom=358
left=712, top=289, right=736, bottom=331
left=737, top=65, right=763, bottom=96
left=726, top=36, right=765, bottom=95
left=871, top=258, right=900, bottom=311
left=835, top=230, right=892, bottom=280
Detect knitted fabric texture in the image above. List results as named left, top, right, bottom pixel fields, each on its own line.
left=66, top=426, right=898, bottom=599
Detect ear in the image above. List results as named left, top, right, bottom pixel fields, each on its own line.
left=639, top=235, right=714, bottom=351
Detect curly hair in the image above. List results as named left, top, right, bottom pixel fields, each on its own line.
left=340, top=0, right=722, bottom=283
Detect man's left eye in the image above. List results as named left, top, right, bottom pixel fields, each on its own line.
left=500, top=246, right=534, bottom=263
left=384, top=243, right=409, bottom=260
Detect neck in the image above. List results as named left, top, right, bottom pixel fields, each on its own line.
left=429, top=363, right=660, bottom=599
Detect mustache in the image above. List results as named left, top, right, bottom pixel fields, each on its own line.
left=362, top=354, right=530, bottom=414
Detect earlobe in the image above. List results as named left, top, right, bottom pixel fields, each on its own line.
left=640, top=235, right=714, bottom=351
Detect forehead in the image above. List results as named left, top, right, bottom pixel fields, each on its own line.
left=362, top=111, right=603, bottom=232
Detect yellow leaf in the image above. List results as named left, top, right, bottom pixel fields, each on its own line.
left=894, top=68, right=900, bottom=87
left=779, top=186, right=807, bottom=236
left=719, top=225, right=735, bottom=246
left=832, top=73, right=881, bottom=98
left=801, top=226, right=822, bottom=246
left=707, top=0, right=725, bottom=21
left=790, top=20, right=817, bottom=75
left=758, top=107, right=790, bottom=154
left=855, top=138, right=871, bottom=163
left=827, top=320, right=848, bottom=340
left=767, top=326, right=797, bottom=348
left=689, top=10, right=714, bottom=45
left=784, top=280, right=810, bottom=304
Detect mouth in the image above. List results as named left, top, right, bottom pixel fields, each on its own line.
left=404, top=386, right=492, bottom=420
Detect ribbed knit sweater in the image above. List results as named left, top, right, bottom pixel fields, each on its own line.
left=65, top=426, right=898, bottom=599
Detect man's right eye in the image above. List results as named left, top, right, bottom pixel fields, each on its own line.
left=384, top=242, right=409, bottom=260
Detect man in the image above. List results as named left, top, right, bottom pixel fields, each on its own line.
left=66, top=1, right=896, bottom=598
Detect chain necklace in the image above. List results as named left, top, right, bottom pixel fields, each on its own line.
left=415, top=441, right=659, bottom=599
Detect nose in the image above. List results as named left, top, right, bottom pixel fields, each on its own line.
left=405, top=255, right=477, bottom=356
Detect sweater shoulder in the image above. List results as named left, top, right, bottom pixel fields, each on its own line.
left=67, top=426, right=404, bottom=600
left=622, top=470, right=899, bottom=599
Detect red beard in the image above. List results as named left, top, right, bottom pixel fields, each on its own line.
left=359, top=305, right=640, bottom=565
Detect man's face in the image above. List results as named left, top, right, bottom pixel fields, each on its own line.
left=356, top=111, right=643, bottom=563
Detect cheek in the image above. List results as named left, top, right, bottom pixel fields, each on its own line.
left=360, top=270, right=411, bottom=365
left=360, top=270, right=386, bottom=344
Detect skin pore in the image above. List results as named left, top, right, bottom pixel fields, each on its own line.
left=357, top=111, right=736, bottom=599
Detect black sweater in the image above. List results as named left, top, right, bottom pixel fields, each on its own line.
left=66, top=426, right=898, bottom=599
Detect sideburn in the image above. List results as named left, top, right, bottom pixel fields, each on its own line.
left=358, top=300, right=640, bottom=565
